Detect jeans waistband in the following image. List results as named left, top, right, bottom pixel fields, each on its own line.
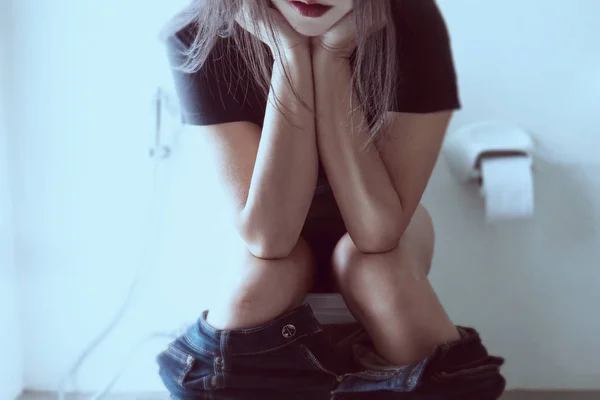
left=184, top=303, right=323, bottom=357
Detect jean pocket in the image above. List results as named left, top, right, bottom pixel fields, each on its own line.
left=157, top=342, right=215, bottom=393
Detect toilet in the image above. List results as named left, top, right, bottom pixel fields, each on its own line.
left=304, top=293, right=356, bottom=325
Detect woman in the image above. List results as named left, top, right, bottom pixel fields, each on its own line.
left=157, top=0, right=505, bottom=398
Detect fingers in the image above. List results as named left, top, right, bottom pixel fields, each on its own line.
left=236, top=4, right=308, bottom=53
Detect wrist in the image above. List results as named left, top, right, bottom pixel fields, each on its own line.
left=312, top=48, right=350, bottom=79
left=271, top=46, right=313, bottom=89
left=313, top=45, right=351, bottom=64
left=312, top=38, right=355, bottom=61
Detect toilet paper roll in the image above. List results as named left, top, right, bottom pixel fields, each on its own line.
left=480, top=156, right=534, bottom=221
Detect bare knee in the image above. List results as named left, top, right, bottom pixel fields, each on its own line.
left=410, top=205, right=434, bottom=247
left=331, top=233, right=388, bottom=300
left=332, top=205, right=435, bottom=289
left=406, top=205, right=435, bottom=275
left=208, top=237, right=316, bottom=329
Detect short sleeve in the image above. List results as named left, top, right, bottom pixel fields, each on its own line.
left=165, top=25, right=266, bottom=127
left=390, top=0, right=461, bottom=113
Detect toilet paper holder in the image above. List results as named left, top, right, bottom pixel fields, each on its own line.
left=443, top=121, right=535, bottom=185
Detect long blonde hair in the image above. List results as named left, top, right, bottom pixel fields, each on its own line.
left=161, top=0, right=400, bottom=143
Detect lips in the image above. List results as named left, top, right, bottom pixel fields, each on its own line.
left=288, top=1, right=333, bottom=18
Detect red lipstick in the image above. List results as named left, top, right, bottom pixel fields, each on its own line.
left=288, top=1, right=332, bottom=18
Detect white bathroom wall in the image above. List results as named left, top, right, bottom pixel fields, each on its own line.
left=0, top=0, right=24, bottom=399
left=9, top=0, right=189, bottom=393
left=10, top=0, right=600, bottom=394
left=432, top=0, right=600, bottom=388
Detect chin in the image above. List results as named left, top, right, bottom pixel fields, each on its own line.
left=291, top=23, right=332, bottom=37
left=282, top=14, right=342, bottom=37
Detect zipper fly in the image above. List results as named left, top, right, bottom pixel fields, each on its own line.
left=302, top=345, right=344, bottom=383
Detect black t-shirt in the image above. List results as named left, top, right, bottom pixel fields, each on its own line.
left=165, top=0, right=460, bottom=192
left=166, top=0, right=460, bottom=125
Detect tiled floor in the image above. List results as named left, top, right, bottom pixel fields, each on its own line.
left=18, top=391, right=600, bottom=400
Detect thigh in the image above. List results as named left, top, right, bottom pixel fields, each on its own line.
left=301, top=192, right=347, bottom=293
left=209, top=233, right=317, bottom=318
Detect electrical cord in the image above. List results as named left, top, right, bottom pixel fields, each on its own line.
left=85, top=332, right=177, bottom=400
left=57, top=89, right=180, bottom=400
left=57, top=158, right=164, bottom=400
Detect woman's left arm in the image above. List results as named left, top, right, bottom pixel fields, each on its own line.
left=313, top=47, right=452, bottom=253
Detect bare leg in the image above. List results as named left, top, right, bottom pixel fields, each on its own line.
left=332, top=205, right=460, bottom=366
left=206, top=237, right=315, bottom=330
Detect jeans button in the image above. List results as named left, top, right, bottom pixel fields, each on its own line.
left=282, top=324, right=297, bottom=339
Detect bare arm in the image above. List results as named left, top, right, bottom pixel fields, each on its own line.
left=313, top=49, right=402, bottom=253
left=311, top=1, right=457, bottom=254
left=378, top=110, right=452, bottom=237
left=240, top=49, right=318, bottom=258
left=200, top=48, right=317, bottom=259
left=313, top=49, right=452, bottom=253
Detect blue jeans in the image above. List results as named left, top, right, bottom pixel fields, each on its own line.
left=157, top=304, right=505, bottom=399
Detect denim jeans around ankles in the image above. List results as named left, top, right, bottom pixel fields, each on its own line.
left=157, top=304, right=348, bottom=398
left=157, top=303, right=505, bottom=399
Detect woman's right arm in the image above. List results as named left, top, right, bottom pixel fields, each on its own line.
left=199, top=48, right=317, bottom=260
